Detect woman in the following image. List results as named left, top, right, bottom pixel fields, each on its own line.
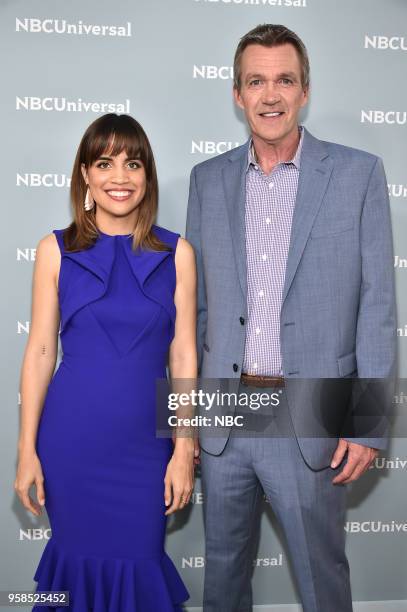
left=14, top=113, right=196, bottom=611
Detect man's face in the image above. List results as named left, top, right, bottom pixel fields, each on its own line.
left=234, top=43, right=309, bottom=147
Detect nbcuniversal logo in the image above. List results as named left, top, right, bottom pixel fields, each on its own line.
left=182, top=557, right=205, bottom=568
left=361, top=110, right=407, bottom=125
left=17, top=321, right=30, bottom=334
left=17, top=248, right=36, bottom=262
left=16, top=96, right=130, bottom=113
left=369, top=457, right=407, bottom=470
left=394, top=256, right=407, bottom=269
left=15, top=18, right=132, bottom=37
left=16, top=173, right=71, bottom=188
left=397, top=324, right=407, bottom=337
left=20, top=528, right=51, bottom=540
left=364, top=35, right=407, bottom=51
left=193, top=65, right=233, bottom=79
left=188, top=492, right=203, bottom=504
left=345, top=521, right=407, bottom=534
left=181, top=555, right=284, bottom=569
left=191, top=141, right=240, bottom=154
left=388, top=184, right=407, bottom=198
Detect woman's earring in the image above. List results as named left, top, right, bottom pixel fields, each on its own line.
left=84, top=187, right=94, bottom=211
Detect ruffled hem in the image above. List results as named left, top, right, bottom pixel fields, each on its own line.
left=32, top=538, right=189, bottom=611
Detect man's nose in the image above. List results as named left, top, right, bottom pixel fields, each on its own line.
left=262, top=81, right=281, bottom=104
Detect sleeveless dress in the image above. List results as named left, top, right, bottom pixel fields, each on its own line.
left=32, top=225, right=189, bottom=611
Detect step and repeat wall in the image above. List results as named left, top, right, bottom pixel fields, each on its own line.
left=1, top=0, right=406, bottom=609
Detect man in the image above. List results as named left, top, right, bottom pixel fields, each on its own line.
left=186, top=24, right=396, bottom=611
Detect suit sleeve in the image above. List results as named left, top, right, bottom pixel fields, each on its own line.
left=342, top=156, right=397, bottom=450
left=185, top=166, right=208, bottom=375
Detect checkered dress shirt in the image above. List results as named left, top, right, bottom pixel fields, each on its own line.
left=242, top=126, right=304, bottom=376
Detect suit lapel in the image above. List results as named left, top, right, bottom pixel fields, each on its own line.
left=282, top=129, right=333, bottom=303
left=221, top=130, right=333, bottom=305
left=222, top=141, right=250, bottom=299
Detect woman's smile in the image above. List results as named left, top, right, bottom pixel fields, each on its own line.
left=105, top=189, right=134, bottom=202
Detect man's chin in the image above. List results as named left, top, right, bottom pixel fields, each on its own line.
left=252, top=123, right=300, bottom=147
left=253, top=130, right=288, bottom=145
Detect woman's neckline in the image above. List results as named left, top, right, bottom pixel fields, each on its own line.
left=97, top=228, right=134, bottom=238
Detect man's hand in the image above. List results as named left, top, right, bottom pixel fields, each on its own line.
left=331, top=438, right=379, bottom=484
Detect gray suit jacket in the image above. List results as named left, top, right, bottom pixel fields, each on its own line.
left=185, top=127, right=397, bottom=469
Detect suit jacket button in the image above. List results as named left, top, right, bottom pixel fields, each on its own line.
left=233, top=363, right=239, bottom=372
left=239, top=317, right=245, bottom=325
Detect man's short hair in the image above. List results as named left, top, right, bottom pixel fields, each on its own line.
left=233, top=24, right=310, bottom=92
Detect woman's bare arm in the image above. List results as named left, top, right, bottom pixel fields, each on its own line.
left=169, top=237, right=197, bottom=386
left=165, top=237, right=197, bottom=514
left=14, top=233, right=60, bottom=514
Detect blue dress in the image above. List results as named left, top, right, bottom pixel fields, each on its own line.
left=32, top=226, right=189, bottom=611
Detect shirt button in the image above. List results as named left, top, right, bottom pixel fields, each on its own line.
left=262, top=254, right=268, bottom=261
left=233, top=363, right=239, bottom=372
left=255, top=327, right=261, bottom=335
left=253, top=363, right=258, bottom=369
left=258, top=290, right=264, bottom=297
left=269, top=182, right=274, bottom=189
left=266, top=218, right=271, bottom=224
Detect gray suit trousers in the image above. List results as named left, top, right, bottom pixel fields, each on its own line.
left=200, top=384, right=353, bottom=612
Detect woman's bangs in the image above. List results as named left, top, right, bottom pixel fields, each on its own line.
left=84, top=127, right=143, bottom=166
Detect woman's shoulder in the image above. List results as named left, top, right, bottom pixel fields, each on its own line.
left=152, top=224, right=194, bottom=257
left=152, top=224, right=182, bottom=252
left=152, top=223, right=180, bottom=242
left=52, top=227, right=67, bottom=237
left=33, top=232, right=61, bottom=281
left=49, top=227, right=69, bottom=253
left=36, top=231, right=63, bottom=255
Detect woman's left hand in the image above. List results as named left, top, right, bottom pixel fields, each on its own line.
left=164, top=440, right=195, bottom=515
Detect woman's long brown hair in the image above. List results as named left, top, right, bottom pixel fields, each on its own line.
left=64, top=113, right=170, bottom=253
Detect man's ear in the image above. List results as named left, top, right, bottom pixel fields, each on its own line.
left=301, top=86, right=309, bottom=108
left=80, top=163, right=88, bottom=184
left=233, top=86, right=244, bottom=111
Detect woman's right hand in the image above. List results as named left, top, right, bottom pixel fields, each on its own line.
left=14, top=450, right=45, bottom=516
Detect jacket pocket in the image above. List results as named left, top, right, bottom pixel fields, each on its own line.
left=311, top=217, right=354, bottom=239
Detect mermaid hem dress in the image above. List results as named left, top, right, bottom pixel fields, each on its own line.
left=32, top=226, right=189, bottom=611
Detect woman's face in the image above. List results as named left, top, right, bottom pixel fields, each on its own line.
left=81, top=149, right=147, bottom=218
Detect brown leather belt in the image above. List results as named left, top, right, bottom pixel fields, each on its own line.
left=240, top=373, right=285, bottom=388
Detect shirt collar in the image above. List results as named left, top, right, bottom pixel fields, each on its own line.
left=246, top=125, right=304, bottom=172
